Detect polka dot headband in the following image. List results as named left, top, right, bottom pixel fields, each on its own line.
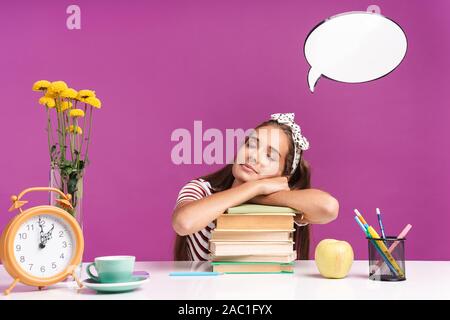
left=270, top=113, right=310, bottom=174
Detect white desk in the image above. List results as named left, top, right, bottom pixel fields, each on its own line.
left=0, top=261, right=449, bottom=300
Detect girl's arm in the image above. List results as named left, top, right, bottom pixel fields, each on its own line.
left=172, top=177, right=289, bottom=236
left=248, top=189, right=339, bottom=224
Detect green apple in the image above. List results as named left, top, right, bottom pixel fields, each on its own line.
left=315, top=239, right=354, bottom=279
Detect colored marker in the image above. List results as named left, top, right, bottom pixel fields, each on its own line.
left=354, top=215, right=368, bottom=234
left=354, top=209, right=368, bottom=226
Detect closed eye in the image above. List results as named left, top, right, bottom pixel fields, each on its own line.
left=247, top=137, right=258, bottom=149
left=268, top=146, right=280, bottom=161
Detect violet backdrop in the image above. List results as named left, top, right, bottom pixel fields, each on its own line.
left=1, top=0, right=449, bottom=261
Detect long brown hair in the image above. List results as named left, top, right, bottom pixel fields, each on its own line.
left=174, top=120, right=312, bottom=260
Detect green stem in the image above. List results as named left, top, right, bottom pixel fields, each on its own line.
left=48, top=108, right=55, bottom=147
left=84, top=105, right=94, bottom=165
left=44, top=90, right=56, bottom=158
left=55, top=97, right=64, bottom=162
left=79, top=104, right=88, bottom=167
left=71, top=100, right=78, bottom=164
left=74, top=118, right=79, bottom=155
left=59, top=96, right=67, bottom=161
left=46, top=107, right=52, bottom=162
left=67, top=110, right=74, bottom=162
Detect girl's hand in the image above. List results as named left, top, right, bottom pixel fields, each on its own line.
left=254, top=176, right=290, bottom=195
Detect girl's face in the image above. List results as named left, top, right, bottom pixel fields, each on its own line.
left=232, top=125, right=290, bottom=183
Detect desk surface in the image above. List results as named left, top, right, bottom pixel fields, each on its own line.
left=0, top=261, right=449, bottom=300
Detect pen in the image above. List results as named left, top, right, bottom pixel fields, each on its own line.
left=376, top=208, right=386, bottom=239
left=169, top=272, right=223, bottom=276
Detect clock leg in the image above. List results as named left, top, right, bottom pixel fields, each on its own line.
left=72, top=270, right=83, bottom=288
left=4, top=278, right=19, bottom=295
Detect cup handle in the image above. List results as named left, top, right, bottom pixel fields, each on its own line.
left=86, top=263, right=99, bottom=282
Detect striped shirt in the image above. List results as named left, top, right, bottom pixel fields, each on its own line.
left=175, top=178, right=215, bottom=261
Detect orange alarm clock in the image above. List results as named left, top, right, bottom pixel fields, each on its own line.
left=0, top=187, right=84, bottom=295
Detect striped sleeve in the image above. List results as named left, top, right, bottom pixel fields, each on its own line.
left=176, top=179, right=209, bottom=206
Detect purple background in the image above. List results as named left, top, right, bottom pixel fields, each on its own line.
left=1, top=0, right=449, bottom=261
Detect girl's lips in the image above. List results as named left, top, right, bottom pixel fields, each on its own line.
left=241, top=163, right=258, bottom=174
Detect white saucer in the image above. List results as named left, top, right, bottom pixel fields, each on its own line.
left=82, top=275, right=149, bottom=293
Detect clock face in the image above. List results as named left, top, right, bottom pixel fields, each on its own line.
left=13, top=214, right=76, bottom=278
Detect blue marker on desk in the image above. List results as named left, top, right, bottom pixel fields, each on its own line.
left=169, top=272, right=223, bottom=276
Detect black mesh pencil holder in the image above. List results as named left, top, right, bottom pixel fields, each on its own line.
left=367, top=237, right=406, bottom=281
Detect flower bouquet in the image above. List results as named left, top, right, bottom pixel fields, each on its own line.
left=32, top=80, right=101, bottom=226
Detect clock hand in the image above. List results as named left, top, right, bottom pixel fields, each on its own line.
left=45, top=224, right=55, bottom=241
left=38, top=217, right=44, bottom=234
left=40, top=224, right=55, bottom=247
left=38, top=217, right=45, bottom=249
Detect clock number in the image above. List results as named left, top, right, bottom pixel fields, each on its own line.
left=27, top=224, right=34, bottom=231
left=52, top=262, right=57, bottom=269
left=16, top=245, right=21, bottom=251
left=20, top=256, right=25, bottom=263
left=60, top=253, right=65, bottom=259
left=19, top=233, right=27, bottom=240
left=40, top=266, right=45, bottom=273
left=59, top=231, right=64, bottom=238
left=29, top=264, right=33, bottom=271
left=62, top=241, right=67, bottom=248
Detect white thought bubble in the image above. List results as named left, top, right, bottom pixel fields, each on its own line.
left=304, top=11, right=407, bottom=92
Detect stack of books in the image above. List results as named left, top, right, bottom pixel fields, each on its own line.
left=209, top=204, right=297, bottom=274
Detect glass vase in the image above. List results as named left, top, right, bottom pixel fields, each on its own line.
left=49, top=165, right=84, bottom=282
left=49, top=166, right=84, bottom=224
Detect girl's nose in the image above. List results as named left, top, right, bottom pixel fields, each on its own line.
left=246, top=148, right=259, bottom=166
left=257, top=149, right=269, bottom=166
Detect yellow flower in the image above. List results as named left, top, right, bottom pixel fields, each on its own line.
left=67, top=125, right=83, bottom=135
left=59, top=100, right=73, bottom=112
left=47, top=81, right=68, bottom=95
left=32, top=80, right=51, bottom=91
left=45, top=90, right=57, bottom=98
left=38, top=96, right=56, bottom=108
left=84, top=96, right=102, bottom=108
left=69, top=109, right=85, bottom=118
left=60, top=88, right=78, bottom=99
left=77, top=90, right=96, bottom=99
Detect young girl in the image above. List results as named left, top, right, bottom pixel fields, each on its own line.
left=172, top=113, right=339, bottom=261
